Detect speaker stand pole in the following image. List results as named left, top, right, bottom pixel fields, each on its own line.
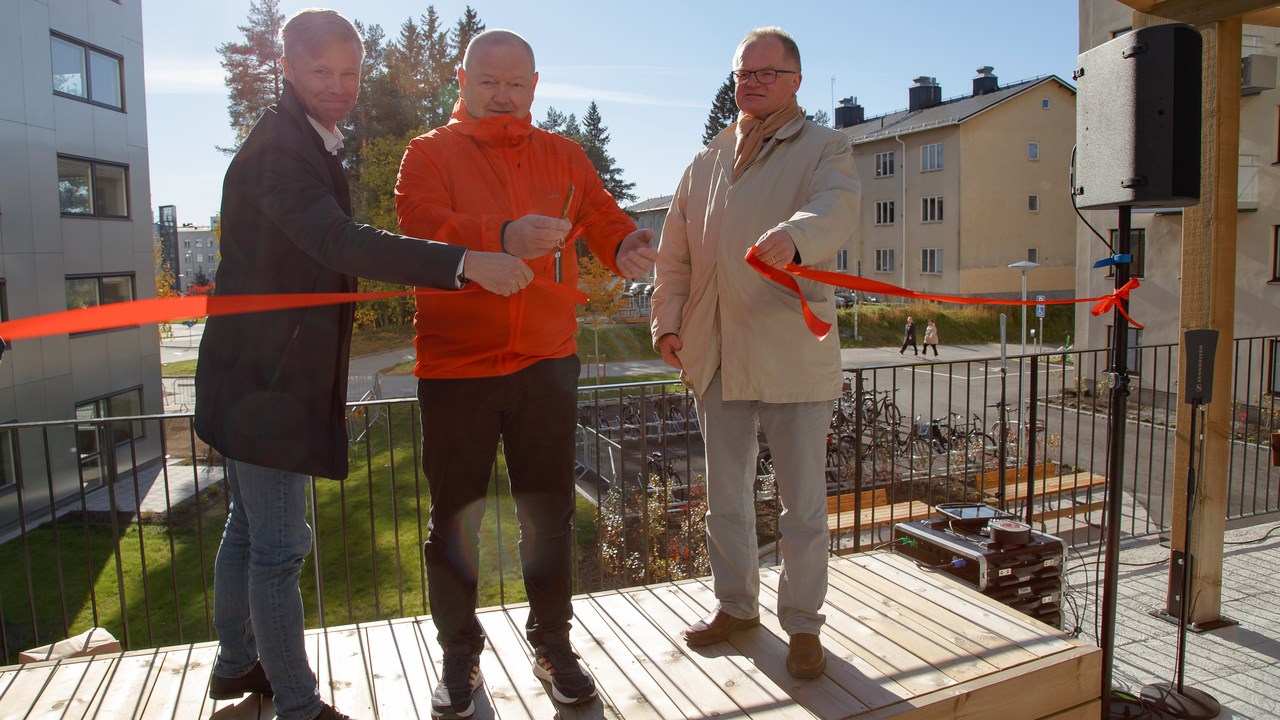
left=1100, top=205, right=1144, bottom=718
left=1140, top=400, right=1221, bottom=718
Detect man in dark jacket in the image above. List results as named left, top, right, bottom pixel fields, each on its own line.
left=194, top=10, right=531, bottom=720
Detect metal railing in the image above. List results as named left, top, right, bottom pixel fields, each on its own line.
left=2, top=339, right=1279, bottom=664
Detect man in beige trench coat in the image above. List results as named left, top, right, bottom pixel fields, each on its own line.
left=651, top=26, right=860, bottom=679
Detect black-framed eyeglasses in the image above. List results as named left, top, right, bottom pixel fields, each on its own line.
left=731, top=69, right=799, bottom=85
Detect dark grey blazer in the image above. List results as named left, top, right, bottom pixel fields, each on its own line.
left=195, top=81, right=464, bottom=479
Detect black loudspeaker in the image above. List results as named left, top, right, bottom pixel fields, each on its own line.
left=1074, top=23, right=1203, bottom=210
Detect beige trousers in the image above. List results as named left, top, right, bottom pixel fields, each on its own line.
left=695, top=370, right=831, bottom=636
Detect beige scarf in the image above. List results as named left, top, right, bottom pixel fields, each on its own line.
left=732, top=99, right=803, bottom=181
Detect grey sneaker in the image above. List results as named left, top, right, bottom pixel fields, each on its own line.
left=532, top=640, right=596, bottom=705
left=430, top=653, right=482, bottom=718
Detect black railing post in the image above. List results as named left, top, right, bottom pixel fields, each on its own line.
left=1026, top=354, right=1039, bottom=525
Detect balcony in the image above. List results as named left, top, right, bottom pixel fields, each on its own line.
left=2, top=341, right=1280, bottom=717
left=1240, top=153, right=1260, bottom=210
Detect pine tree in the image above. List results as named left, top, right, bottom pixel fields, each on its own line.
left=216, top=0, right=284, bottom=153
left=811, top=109, right=831, bottom=127
left=450, top=6, right=485, bottom=69
left=580, top=101, right=636, bottom=204
left=538, top=107, right=582, bottom=143
left=702, top=74, right=737, bottom=145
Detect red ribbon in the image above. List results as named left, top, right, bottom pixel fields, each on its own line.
left=744, top=246, right=1144, bottom=339
left=1089, top=278, right=1144, bottom=329
left=0, top=277, right=587, bottom=342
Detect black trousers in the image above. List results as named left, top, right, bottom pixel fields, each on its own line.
left=900, top=339, right=918, bottom=354
left=418, top=355, right=581, bottom=656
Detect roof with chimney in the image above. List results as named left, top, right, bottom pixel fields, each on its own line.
left=839, top=73, right=1075, bottom=145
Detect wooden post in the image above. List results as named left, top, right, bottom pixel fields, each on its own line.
left=1135, top=10, right=1241, bottom=626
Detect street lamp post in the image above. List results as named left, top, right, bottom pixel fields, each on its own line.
left=1008, top=260, right=1040, bottom=355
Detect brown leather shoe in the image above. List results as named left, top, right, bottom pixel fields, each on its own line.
left=786, top=633, right=826, bottom=679
left=208, top=660, right=273, bottom=700
left=682, top=610, right=760, bottom=647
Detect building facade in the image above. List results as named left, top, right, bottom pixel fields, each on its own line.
left=1077, top=1, right=1280, bottom=391
left=176, top=222, right=219, bottom=292
left=839, top=71, right=1078, bottom=313
left=0, top=0, right=161, bottom=528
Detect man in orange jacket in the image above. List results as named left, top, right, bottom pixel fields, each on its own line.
left=395, top=28, right=655, bottom=718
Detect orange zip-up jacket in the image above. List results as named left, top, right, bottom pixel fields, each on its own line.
left=396, top=104, right=636, bottom=379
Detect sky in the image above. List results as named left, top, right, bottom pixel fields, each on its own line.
left=140, top=1, right=1081, bottom=227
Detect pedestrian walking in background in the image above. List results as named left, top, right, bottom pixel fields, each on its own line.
left=899, top=316, right=918, bottom=355
left=923, top=319, right=939, bottom=357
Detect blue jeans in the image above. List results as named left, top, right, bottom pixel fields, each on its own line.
left=213, top=458, right=320, bottom=720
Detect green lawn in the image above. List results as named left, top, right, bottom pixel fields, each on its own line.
left=0, top=404, right=602, bottom=659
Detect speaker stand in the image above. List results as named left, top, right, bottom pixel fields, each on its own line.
left=1140, top=402, right=1221, bottom=719
left=1099, top=205, right=1134, bottom=719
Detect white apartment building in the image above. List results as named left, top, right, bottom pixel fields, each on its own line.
left=0, top=0, right=161, bottom=527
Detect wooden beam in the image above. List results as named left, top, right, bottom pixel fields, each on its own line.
left=1167, top=18, right=1242, bottom=626
left=1121, top=0, right=1279, bottom=25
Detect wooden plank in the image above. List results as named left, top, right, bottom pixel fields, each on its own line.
left=0, top=662, right=57, bottom=717
left=823, top=558, right=1037, bottom=671
left=20, top=655, right=110, bottom=720
left=826, top=488, right=890, bottom=515
left=830, top=500, right=934, bottom=534
left=984, top=472, right=1107, bottom=502
left=358, top=619, right=422, bottom=720
left=167, top=643, right=218, bottom=720
left=475, top=603, right=556, bottom=720
left=92, top=650, right=165, bottom=718
left=750, top=568, right=955, bottom=702
left=850, top=555, right=1077, bottom=655
left=1040, top=698, right=1102, bottom=720
left=134, top=647, right=194, bottom=719
left=857, top=645, right=1101, bottom=720
left=570, top=596, right=680, bottom=719
left=320, top=624, right=375, bottom=719
left=367, top=617, right=436, bottom=720
left=672, top=577, right=868, bottom=719
left=617, top=585, right=808, bottom=719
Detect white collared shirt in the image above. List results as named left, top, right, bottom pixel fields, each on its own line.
left=305, top=115, right=345, bottom=155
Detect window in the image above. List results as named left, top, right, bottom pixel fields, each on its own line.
left=0, top=429, right=17, bottom=492
left=875, top=151, right=895, bottom=178
left=66, top=274, right=135, bottom=312
left=874, top=200, right=895, bottom=225
left=836, top=248, right=848, bottom=272
left=1107, top=229, right=1146, bottom=278
left=50, top=33, right=123, bottom=110
left=921, top=143, right=944, bottom=172
left=75, top=388, right=145, bottom=489
left=1028, top=248, right=1039, bottom=264
left=196, top=254, right=204, bottom=263
left=1272, top=226, right=1280, bottom=282
left=1029, top=194, right=1040, bottom=212
left=921, top=196, right=944, bottom=223
left=58, top=156, right=129, bottom=217
left=1271, top=340, right=1280, bottom=395
left=1028, top=142, right=1040, bottom=161
left=875, top=248, right=894, bottom=273
left=921, top=248, right=943, bottom=274
left=1042, top=98, right=1051, bottom=110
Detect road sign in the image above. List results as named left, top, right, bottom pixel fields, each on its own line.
left=1035, top=294, right=1046, bottom=318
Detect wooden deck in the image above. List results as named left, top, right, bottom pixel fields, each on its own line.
left=0, top=553, right=1100, bottom=719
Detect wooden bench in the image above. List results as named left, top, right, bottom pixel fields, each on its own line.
left=826, top=487, right=890, bottom=515
left=982, top=471, right=1108, bottom=502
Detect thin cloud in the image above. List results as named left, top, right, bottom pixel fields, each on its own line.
left=537, top=82, right=704, bottom=109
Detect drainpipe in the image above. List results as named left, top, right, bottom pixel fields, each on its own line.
left=896, top=135, right=907, bottom=291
